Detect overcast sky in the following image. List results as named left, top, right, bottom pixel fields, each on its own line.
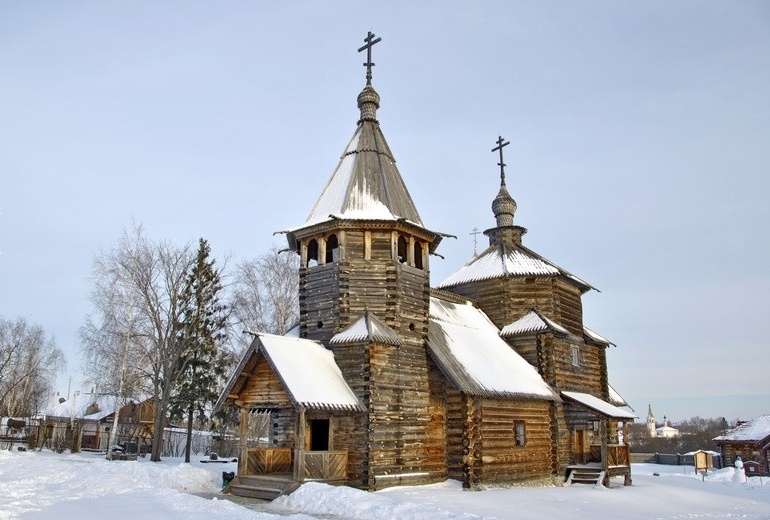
left=1, top=1, right=768, bottom=423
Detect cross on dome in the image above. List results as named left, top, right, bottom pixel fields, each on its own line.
left=491, top=135, right=511, bottom=185
left=358, top=31, right=382, bottom=85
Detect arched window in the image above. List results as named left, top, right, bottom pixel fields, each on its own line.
left=307, top=239, right=319, bottom=267
left=326, top=234, right=339, bottom=264
left=413, top=242, right=424, bottom=269
left=397, top=235, right=408, bottom=264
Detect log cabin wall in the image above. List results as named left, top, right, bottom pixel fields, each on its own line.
left=544, top=335, right=604, bottom=395
left=445, top=276, right=585, bottom=338
left=330, top=340, right=371, bottom=488
left=476, top=398, right=554, bottom=485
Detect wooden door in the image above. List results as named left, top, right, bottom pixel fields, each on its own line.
left=573, top=430, right=588, bottom=464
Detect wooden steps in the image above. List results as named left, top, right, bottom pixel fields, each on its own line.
left=565, top=466, right=605, bottom=486
left=226, top=474, right=300, bottom=501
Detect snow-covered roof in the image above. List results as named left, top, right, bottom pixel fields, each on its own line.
left=40, top=393, right=134, bottom=422
left=500, top=309, right=570, bottom=337
left=216, top=333, right=363, bottom=413
left=427, top=296, right=559, bottom=400
left=714, top=415, right=770, bottom=443
left=584, top=326, right=615, bottom=346
left=260, top=334, right=363, bottom=412
left=330, top=312, right=403, bottom=346
left=608, top=384, right=631, bottom=409
left=561, top=391, right=637, bottom=420
left=437, top=243, right=594, bottom=292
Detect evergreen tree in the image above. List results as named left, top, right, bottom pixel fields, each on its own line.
left=172, top=239, right=229, bottom=462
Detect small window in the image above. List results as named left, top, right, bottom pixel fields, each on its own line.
left=571, top=346, right=580, bottom=367
left=514, top=421, right=526, bottom=447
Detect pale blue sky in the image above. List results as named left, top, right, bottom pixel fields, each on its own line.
left=1, top=1, right=768, bottom=422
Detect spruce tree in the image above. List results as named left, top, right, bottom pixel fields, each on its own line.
left=172, top=238, right=228, bottom=462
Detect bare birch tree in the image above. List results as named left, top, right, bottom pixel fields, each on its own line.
left=80, top=224, right=194, bottom=461
left=0, top=316, right=64, bottom=417
left=229, top=246, right=299, bottom=350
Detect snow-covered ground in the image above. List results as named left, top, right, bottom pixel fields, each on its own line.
left=1, top=449, right=769, bottom=520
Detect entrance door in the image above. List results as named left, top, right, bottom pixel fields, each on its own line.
left=309, top=419, right=330, bottom=451
left=573, top=429, right=588, bottom=464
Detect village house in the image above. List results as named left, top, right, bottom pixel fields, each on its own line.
left=38, top=392, right=153, bottom=453
left=215, top=33, right=634, bottom=499
left=714, top=415, right=770, bottom=477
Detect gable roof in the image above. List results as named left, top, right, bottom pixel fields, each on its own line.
left=330, top=311, right=404, bottom=346
left=215, top=333, right=363, bottom=413
left=427, top=296, right=559, bottom=401
left=500, top=308, right=571, bottom=337
left=437, top=243, right=594, bottom=293
left=714, top=415, right=770, bottom=444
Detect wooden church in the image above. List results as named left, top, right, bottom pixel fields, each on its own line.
left=215, top=33, right=635, bottom=498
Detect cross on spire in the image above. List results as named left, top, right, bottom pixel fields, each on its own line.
left=358, top=31, right=382, bottom=85
left=491, top=135, right=511, bottom=186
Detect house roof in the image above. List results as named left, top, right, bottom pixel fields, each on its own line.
left=714, top=415, right=770, bottom=443
left=330, top=311, right=404, bottom=346
left=500, top=309, right=571, bottom=337
left=436, top=243, right=594, bottom=293
left=427, top=296, right=559, bottom=401
left=561, top=391, right=637, bottom=420
left=40, top=393, right=136, bottom=422
left=215, top=333, right=363, bottom=413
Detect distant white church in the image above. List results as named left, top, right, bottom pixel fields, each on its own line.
left=646, top=405, right=680, bottom=438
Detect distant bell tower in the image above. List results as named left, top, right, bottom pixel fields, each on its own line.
left=647, top=404, right=657, bottom=437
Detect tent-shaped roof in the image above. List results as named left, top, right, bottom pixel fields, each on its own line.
left=282, top=83, right=444, bottom=253
left=714, top=415, right=770, bottom=443
left=561, top=391, right=637, bottom=420
left=437, top=243, right=594, bottom=293
left=500, top=308, right=571, bottom=337
left=215, top=333, right=363, bottom=413
left=427, top=296, right=559, bottom=401
left=330, top=311, right=403, bottom=346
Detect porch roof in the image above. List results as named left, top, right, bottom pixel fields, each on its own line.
left=561, top=391, right=637, bottom=420
left=215, top=333, right=364, bottom=413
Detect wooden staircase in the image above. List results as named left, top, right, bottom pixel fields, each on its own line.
left=225, top=474, right=300, bottom=501
left=566, top=466, right=606, bottom=486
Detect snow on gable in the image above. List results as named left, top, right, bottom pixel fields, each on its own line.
left=427, top=297, right=558, bottom=400
left=259, top=334, right=363, bottom=412
left=714, top=415, right=770, bottom=443
left=500, top=309, right=570, bottom=337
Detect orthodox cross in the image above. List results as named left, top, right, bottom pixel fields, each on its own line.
left=491, top=135, right=511, bottom=186
left=470, top=227, right=482, bottom=255
left=358, top=31, right=382, bottom=85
